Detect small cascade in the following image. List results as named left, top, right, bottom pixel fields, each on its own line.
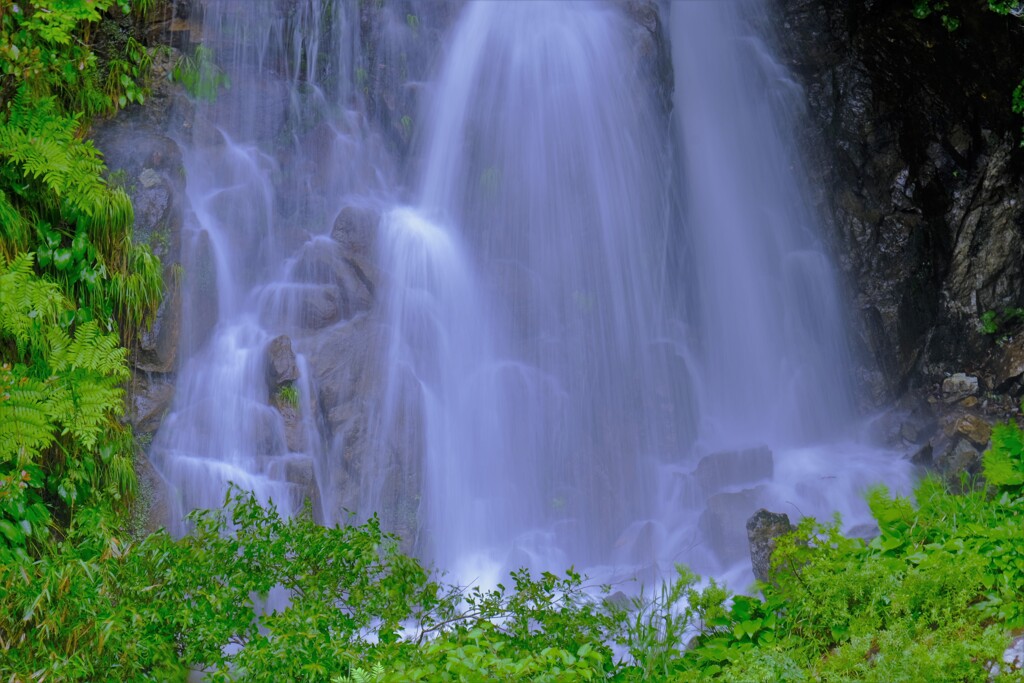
left=150, top=0, right=390, bottom=530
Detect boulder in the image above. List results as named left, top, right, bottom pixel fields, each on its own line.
left=942, top=373, right=979, bottom=401
left=265, top=335, right=299, bottom=388
left=693, top=446, right=773, bottom=494
left=290, top=238, right=374, bottom=318
left=934, top=438, right=983, bottom=489
left=987, top=334, right=1024, bottom=392
left=134, top=273, right=181, bottom=373
left=699, top=486, right=767, bottom=566
left=943, top=412, right=992, bottom=448
left=746, top=509, right=794, bottom=584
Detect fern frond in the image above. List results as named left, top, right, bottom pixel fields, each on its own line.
left=0, top=253, right=66, bottom=360
left=0, top=367, right=55, bottom=464
left=0, top=88, right=112, bottom=222
left=0, top=188, right=31, bottom=257
left=52, top=369, right=123, bottom=451
left=48, top=321, right=128, bottom=380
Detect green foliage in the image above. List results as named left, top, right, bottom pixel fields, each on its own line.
left=0, top=0, right=152, bottom=120
left=4, top=476, right=1024, bottom=681
left=984, top=420, right=1024, bottom=491
left=277, top=383, right=300, bottom=409
left=0, top=0, right=157, bottom=610
left=0, top=254, right=135, bottom=559
left=981, top=307, right=1024, bottom=336
left=171, top=44, right=230, bottom=102
left=334, top=664, right=386, bottom=683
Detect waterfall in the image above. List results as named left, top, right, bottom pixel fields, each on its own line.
left=151, top=0, right=915, bottom=583
left=661, top=0, right=915, bottom=578
left=675, top=0, right=853, bottom=447
left=376, top=0, right=697, bottom=578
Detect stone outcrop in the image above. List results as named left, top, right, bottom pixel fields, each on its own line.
left=746, top=509, right=794, bottom=584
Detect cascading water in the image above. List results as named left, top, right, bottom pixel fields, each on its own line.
left=660, top=0, right=916, bottom=578
left=376, top=0, right=698, bottom=579
left=151, top=0, right=915, bottom=586
left=151, top=0, right=390, bottom=531
left=675, top=0, right=852, bottom=446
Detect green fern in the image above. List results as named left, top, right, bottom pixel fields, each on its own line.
left=0, top=89, right=115, bottom=221
left=983, top=422, right=1024, bottom=492
left=332, top=663, right=387, bottom=683
left=0, top=255, right=135, bottom=552
left=0, top=253, right=65, bottom=360
left=0, top=367, right=55, bottom=463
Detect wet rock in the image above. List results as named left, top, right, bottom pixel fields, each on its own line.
left=299, top=314, right=423, bottom=538
left=911, top=442, right=933, bottom=467
left=129, top=374, right=176, bottom=435
left=273, top=399, right=305, bottom=453
left=699, top=486, right=767, bottom=566
left=934, top=438, right=982, bottom=488
left=693, top=446, right=773, bottom=493
left=846, top=523, right=879, bottom=541
left=604, top=591, right=632, bottom=613
left=899, top=420, right=920, bottom=443
left=1001, top=634, right=1024, bottom=675
left=778, top=0, right=1024, bottom=403
left=331, top=205, right=380, bottom=301
left=294, top=286, right=342, bottom=330
left=942, top=373, right=979, bottom=401
left=988, top=334, right=1024, bottom=392
left=266, top=455, right=322, bottom=519
left=132, top=451, right=172, bottom=537
left=134, top=278, right=181, bottom=373
left=624, top=0, right=673, bottom=113
left=331, top=205, right=379, bottom=265
left=265, top=335, right=299, bottom=388
left=746, top=509, right=793, bottom=584
left=92, top=125, right=187, bottom=374
left=292, top=238, right=374, bottom=318
left=184, top=228, right=219, bottom=350
left=944, top=413, right=992, bottom=448
left=357, top=2, right=455, bottom=158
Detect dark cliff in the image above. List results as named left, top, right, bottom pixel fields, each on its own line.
left=776, top=0, right=1024, bottom=407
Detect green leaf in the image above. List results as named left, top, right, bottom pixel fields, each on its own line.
left=52, top=248, right=73, bottom=271
left=0, top=519, right=24, bottom=544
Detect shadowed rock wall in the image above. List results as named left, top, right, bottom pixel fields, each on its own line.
left=776, top=0, right=1024, bottom=406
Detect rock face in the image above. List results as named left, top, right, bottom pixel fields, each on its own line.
left=747, top=509, right=794, bottom=584
left=265, top=335, right=299, bottom=388
left=776, top=0, right=1024, bottom=406
left=90, top=1, right=197, bottom=535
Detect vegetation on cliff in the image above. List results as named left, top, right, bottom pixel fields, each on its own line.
left=913, top=0, right=1024, bottom=138
left=0, top=0, right=160, bottom=559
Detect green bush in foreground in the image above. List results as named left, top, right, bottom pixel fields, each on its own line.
left=3, top=404, right=1024, bottom=682
left=5, top=425, right=1024, bottom=683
